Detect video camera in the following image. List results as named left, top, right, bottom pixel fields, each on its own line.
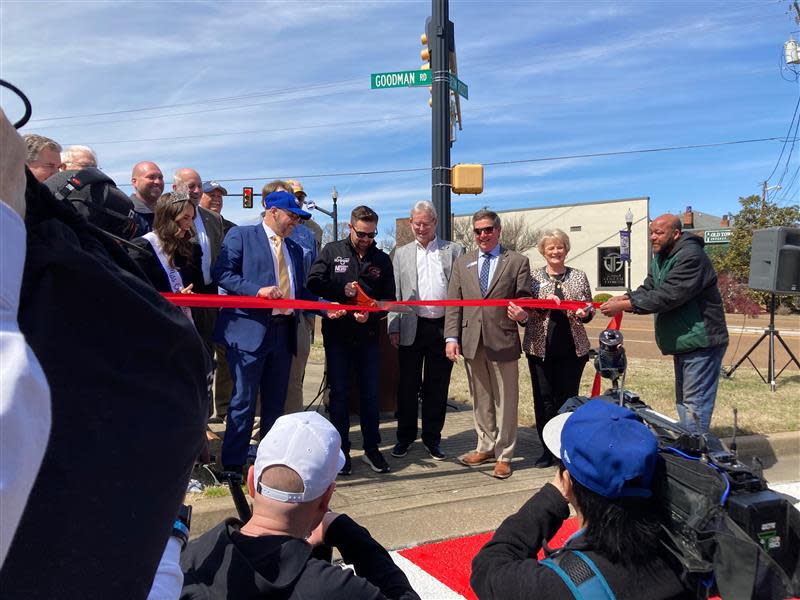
left=563, top=330, right=800, bottom=599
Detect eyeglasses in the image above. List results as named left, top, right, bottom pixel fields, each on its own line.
left=411, top=220, right=435, bottom=228
left=473, top=226, right=496, bottom=236
left=353, top=229, right=377, bottom=239
left=279, top=208, right=301, bottom=222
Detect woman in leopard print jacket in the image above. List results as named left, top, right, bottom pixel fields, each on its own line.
left=509, top=229, right=594, bottom=468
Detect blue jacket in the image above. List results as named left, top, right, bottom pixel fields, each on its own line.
left=213, top=224, right=315, bottom=354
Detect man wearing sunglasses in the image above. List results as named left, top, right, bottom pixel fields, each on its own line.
left=307, top=205, right=396, bottom=476
left=444, top=209, right=532, bottom=479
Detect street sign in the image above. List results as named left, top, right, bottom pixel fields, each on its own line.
left=449, top=74, right=468, bottom=99
left=703, top=229, right=732, bottom=244
left=371, top=70, right=432, bottom=89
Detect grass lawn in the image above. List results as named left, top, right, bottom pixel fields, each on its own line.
left=310, top=341, right=798, bottom=436
left=447, top=355, right=800, bottom=437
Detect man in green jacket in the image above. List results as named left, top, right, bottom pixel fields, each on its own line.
left=601, top=214, right=728, bottom=433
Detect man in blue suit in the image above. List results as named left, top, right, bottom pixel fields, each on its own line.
left=213, top=191, right=324, bottom=472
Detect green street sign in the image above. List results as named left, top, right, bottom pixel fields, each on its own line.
left=449, top=74, right=469, bottom=99
left=371, top=69, right=432, bottom=89
left=703, top=229, right=731, bottom=244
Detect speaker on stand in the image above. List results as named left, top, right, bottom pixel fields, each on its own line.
left=725, top=227, right=800, bottom=391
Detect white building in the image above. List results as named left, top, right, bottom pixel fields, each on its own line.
left=454, top=196, right=651, bottom=297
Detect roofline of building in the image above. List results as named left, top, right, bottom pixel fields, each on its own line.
left=453, top=196, right=650, bottom=218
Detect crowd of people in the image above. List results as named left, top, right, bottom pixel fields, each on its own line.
left=2, top=116, right=729, bottom=599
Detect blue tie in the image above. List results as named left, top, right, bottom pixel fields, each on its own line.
left=479, top=253, right=491, bottom=296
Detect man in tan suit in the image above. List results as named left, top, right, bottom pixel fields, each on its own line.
left=444, top=209, right=532, bottom=479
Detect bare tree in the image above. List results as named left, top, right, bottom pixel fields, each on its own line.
left=453, top=214, right=539, bottom=253
left=321, top=222, right=350, bottom=246
left=377, top=224, right=396, bottom=253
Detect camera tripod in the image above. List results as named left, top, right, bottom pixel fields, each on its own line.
left=725, top=293, right=800, bottom=391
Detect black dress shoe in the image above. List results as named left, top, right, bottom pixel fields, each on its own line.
left=425, top=444, right=446, bottom=461
left=534, top=454, right=555, bottom=468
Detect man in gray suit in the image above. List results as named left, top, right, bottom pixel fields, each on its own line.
left=388, top=201, right=464, bottom=461
left=444, top=209, right=531, bottom=479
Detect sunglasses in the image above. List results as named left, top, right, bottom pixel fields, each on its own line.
left=353, top=229, right=377, bottom=239
left=473, top=226, right=496, bottom=236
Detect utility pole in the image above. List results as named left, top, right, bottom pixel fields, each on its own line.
left=762, top=180, right=768, bottom=210
left=431, top=0, right=452, bottom=241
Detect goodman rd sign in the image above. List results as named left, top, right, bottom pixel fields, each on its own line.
left=371, top=70, right=432, bottom=89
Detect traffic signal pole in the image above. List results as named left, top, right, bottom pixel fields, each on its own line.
left=431, top=0, right=452, bottom=241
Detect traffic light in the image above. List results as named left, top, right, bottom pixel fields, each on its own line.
left=421, top=18, right=432, bottom=108
left=452, top=164, right=483, bottom=194
left=242, top=186, right=253, bottom=209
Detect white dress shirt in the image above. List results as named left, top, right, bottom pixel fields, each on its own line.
left=0, top=200, right=52, bottom=568
left=416, top=237, right=447, bottom=318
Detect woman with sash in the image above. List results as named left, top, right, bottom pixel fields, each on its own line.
left=132, top=192, right=202, bottom=324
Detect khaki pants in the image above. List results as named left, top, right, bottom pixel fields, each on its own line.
left=285, top=313, right=313, bottom=414
left=463, top=343, right=519, bottom=462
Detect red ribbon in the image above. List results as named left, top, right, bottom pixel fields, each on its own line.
left=161, top=293, right=599, bottom=312
left=163, top=292, right=623, bottom=398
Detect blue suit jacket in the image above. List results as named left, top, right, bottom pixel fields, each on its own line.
left=213, top=224, right=314, bottom=354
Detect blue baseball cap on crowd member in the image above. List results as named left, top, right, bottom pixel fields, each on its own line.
left=202, top=180, right=228, bottom=194
left=264, top=190, right=311, bottom=220
left=543, top=399, right=658, bottom=499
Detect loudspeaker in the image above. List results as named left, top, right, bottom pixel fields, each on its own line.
left=748, top=227, right=800, bottom=294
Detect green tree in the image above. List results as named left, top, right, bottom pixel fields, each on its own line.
left=716, top=194, right=800, bottom=311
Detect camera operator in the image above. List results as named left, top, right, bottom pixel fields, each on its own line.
left=180, top=411, right=420, bottom=600
left=471, top=400, right=693, bottom=599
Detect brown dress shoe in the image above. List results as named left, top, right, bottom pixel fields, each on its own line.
left=460, top=451, right=495, bottom=466
left=493, top=461, right=512, bottom=479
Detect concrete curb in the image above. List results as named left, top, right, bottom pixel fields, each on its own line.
left=188, top=431, right=800, bottom=543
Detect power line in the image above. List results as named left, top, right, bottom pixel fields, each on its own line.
left=67, top=114, right=430, bottom=145
left=765, top=92, right=800, bottom=182
left=27, top=78, right=363, bottom=123
left=114, top=135, right=794, bottom=187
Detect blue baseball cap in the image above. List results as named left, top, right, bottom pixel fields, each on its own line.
left=202, top=180, right=228, bottom=194
left=264, top=190, right=311, bottom=220
left=543, top=400, right=658, bottom=499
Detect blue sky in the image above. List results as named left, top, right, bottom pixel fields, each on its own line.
left=2, top=0, right=798, bottom=236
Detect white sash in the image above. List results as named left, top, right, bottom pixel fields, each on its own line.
left=143, top=232, right=193, bottom=321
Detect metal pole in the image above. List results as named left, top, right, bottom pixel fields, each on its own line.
left=332, top=193, right=339, bottom=241
left=769, top=293, right=776, bottom=392
left=626, top=221, right=633, bottom=292
left=431, top=0, right=451, bottom=242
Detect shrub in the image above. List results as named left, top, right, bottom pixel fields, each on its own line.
left=717, top=274, right=761, bottom=316
left=593, top=293, right=612, bottom=303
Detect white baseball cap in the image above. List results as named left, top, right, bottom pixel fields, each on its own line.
left=253, top=412, right=345, bottom=503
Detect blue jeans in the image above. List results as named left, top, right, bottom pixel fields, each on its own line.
left=324, top=336, right=380, bottom=454
left=673, top=344, right=727, bottom=434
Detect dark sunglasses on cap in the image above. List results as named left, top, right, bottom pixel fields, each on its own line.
left=353, top=229, right=378, bottom=239
left=473, top=226, right=496, bottom=236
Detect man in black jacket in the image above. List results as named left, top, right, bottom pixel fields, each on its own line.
left=180, top=411, right=419, bottom=600
left=306, top=205, right=396, bottom=476
left=600, top=214, right=728, bottom=433
left=471, top=400, right=691, bottom=599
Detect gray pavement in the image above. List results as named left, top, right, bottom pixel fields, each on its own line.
left=192, top=354, right=800, bottom=548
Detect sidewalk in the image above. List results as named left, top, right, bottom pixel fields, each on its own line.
left=191, top=355, right=800, bottom=547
